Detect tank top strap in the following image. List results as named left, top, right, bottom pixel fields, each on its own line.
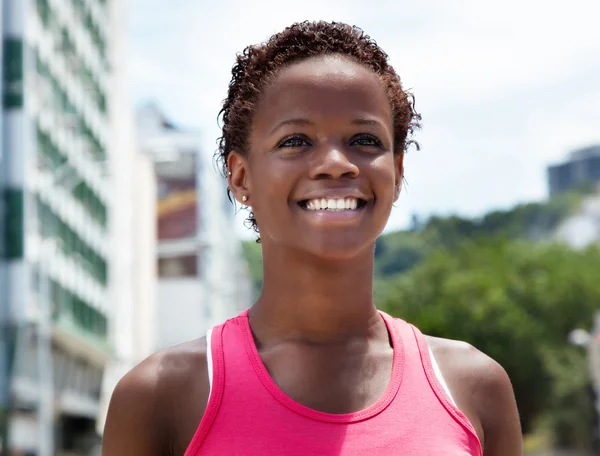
left=408, top=323, right=482, bottom=446
left=183, top=321, right=226, bottom=456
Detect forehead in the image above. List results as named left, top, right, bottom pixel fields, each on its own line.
left=254, top=55, right=392, bottom=127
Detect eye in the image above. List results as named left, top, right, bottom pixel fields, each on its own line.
left=277, top=135, right=311, bottom=148
left=351, top=134, right=383, bottom=148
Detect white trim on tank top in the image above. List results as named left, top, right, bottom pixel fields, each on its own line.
left=206, top=328, right=214, bottom=399
left=428, top=346, right=457, bottom=406
left=204, top=328, right=456, bottom=407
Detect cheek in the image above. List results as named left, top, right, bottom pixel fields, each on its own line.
left=370, top=155, right=398, bottom=195
left=248, top=163, right=295, bottom=214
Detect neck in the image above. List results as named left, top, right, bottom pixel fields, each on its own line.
left=251, top=241, right=382, bottom=343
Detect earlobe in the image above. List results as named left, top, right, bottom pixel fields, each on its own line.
left=227, top=151, right=251, bottom=205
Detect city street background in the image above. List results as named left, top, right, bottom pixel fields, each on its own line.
left=0, top=0, right=599, bottom=455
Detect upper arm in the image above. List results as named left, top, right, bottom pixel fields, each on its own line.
left=102, top=358, right=167, bottom=456
left=102, top=339, right=210, bottom=456
left=475, top=358, right=522, bottom=456
left=427, top=336, right=522, bottom=456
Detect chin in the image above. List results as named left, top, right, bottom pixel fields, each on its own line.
left=299, top=234, right=377, bottom=262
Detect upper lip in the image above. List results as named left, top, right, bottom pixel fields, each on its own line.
left=296, top=190, right=370, bottom=202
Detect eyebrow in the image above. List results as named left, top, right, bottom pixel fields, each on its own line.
left=351, top=118, right=384, bottom=128
left=270, top=117, right=384, bottom=134
left=270, top=118, right=314, bottom=134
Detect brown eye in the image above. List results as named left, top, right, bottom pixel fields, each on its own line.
left=352, top=134, right=383, bottom=148
left=278, top=135, right=310, bottom=148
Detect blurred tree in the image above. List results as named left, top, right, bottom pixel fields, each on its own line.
left=374, top=231, right=430, bottom=277
left=378, top=238, right=600, bottom=447
left=241, top=241, right=263, bottom=299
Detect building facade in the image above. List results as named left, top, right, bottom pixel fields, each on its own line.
left=548, top=145, right=600, bottom=196
left=0, top=0, right=126, bottom=454
left=94, top=1, right=156, bottom=445
left=136, top=104, right=252, bottom=352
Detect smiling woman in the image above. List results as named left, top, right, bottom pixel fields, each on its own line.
left=102, top=21, right=522, bottom=456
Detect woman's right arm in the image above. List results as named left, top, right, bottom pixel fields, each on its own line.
left=102, top=339, right=210, bottom=455
left=102, top=355, right=170, bottom=455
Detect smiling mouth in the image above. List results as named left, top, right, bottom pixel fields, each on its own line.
left=298, top=197, right=368, bottom=211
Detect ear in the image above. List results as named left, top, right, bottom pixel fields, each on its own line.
left=393, top=152, right=405, bottom=202
left=227, top=151, right=251, bottom=205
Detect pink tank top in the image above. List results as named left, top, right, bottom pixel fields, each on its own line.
left=184, top=310, right=483, bottom=455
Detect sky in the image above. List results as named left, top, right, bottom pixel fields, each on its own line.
left=127, top=0, right=600, bottom=238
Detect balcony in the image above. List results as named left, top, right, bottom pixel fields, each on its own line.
left=52, top=312, right=112, bottom=368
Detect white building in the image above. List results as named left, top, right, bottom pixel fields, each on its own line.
left=136, top=104, right=252, bottom=351
left=95, top=0, right=156, bottom=443
left=0, top=1, right=147, bottom=454
left=555, top=186, right=600, bottom=249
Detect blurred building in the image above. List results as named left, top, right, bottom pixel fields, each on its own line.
left=548, top=145, right=600, bottom=196
left=0, top=1, right=145, bottom=455
left=555, top=186, right=600, bottom=249
left=136, top=104, right=252, bottom=351
left=94, top=1, right=157, bottom=448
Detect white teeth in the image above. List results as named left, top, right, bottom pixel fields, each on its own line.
left=304, top=197, right=361, bottom=211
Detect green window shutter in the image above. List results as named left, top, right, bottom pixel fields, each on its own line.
left=2, top=39, right=24, bottom=109
left=2, top=189, right=24, bottom=259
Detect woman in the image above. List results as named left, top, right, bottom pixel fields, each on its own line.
left=103, top=21, right=522, bottom=455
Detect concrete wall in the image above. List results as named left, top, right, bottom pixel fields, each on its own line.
left=132, top=151, right=156, bottom=361
left=155, top=279, right=207, bottom=350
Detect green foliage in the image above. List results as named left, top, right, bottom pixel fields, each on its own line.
left=539, top=346, right=596, bottom=449
left=374, top=231, right=430, bottom=277
left=241, top=241, right=263, bottom=299
left=378, top=239, right=600, bottom=446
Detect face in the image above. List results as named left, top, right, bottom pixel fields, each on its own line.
left=228, top=55, right=403, bottom=260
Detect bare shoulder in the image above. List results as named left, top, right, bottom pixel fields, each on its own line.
left=425, top=335, right=522, bottom=456
left=425, top=335, right=504, bottom=388
left=103, top=337, right=209, bottom=456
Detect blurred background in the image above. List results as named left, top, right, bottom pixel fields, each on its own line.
left=0, top=0, right=599, bottom=455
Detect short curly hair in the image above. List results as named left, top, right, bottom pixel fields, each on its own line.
left=217, top=20, right=421, bottom=236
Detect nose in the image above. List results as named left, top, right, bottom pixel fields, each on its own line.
left=308, top=142, right=359, bottom=180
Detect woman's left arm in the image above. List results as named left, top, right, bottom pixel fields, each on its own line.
left=474, top=358, right=523, bottom=456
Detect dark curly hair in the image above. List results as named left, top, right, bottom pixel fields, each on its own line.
left=217, top=20, right=421, bottom=236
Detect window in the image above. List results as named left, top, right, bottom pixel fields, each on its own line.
left=36, top=198, right=109, bottom=285
left=36, top=0, right=51, bottom=27
left=3, top=38, right=24, bottom=108
left=52, top=282, right=107, bottom=339
left=158, top=255, right=198, bottom=278
left=2, top=189, right=24, bottom=259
